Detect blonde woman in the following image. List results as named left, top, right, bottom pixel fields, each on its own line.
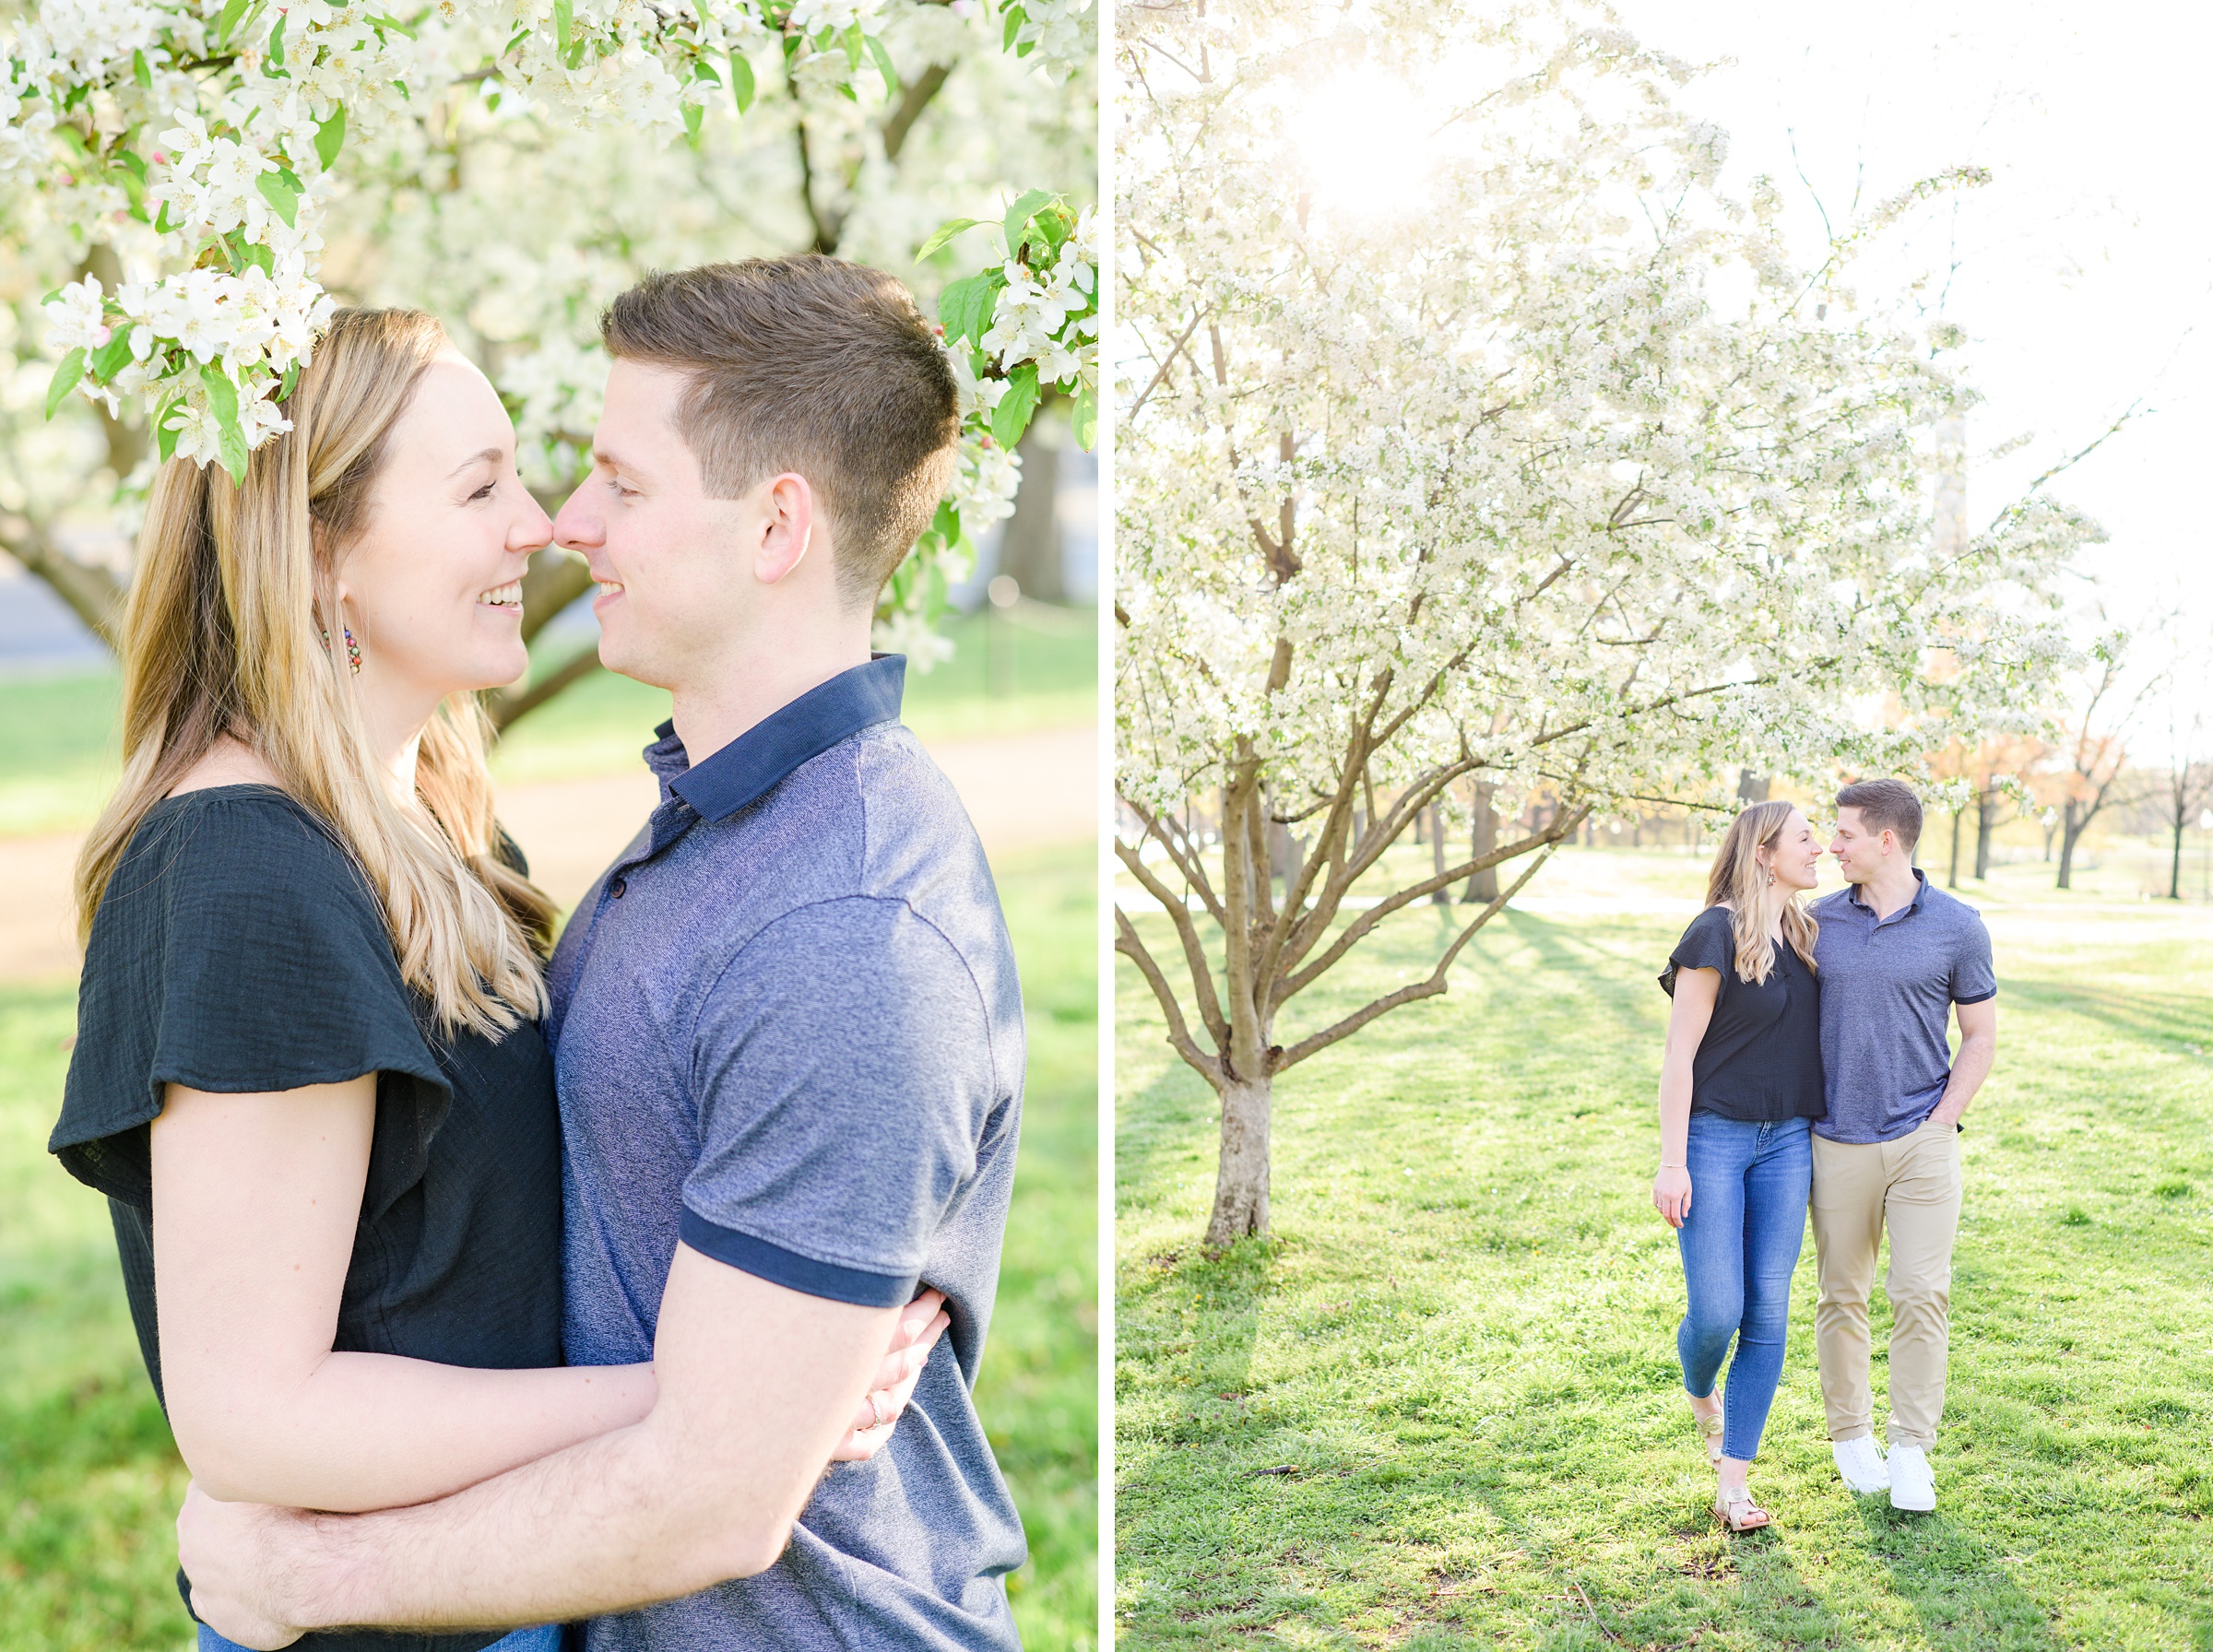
left=48, top=310, right=941, bottom=1652
left=1653, top=799, right=1826, bottom=1533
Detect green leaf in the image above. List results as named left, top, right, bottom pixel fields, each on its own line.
left=504, top=26, right=531, bottom=55
left=936, top=273, right=998, bottom=348
left=729, top=50, right=755, bottom=113
left=366, top=12, right=416, bottom=39
left=236, top=238, right=274, bottom=275
left=842, top=22, right=866, bottom=72
left=553, top=0, right=573, bottom=52
left=682, top=100, right=704, bottom=150
left=916, top=217, right=984, bottom=262
left=314, top=105, right=346, bottom=170
left=266, top=16, right=287, bottom=71
left=280, top=362, right=300, bottom=401
left=1001, top=187, right=1054, bottom=251
left=1001, top=4, right=1027, bottom=52
left=152, top=199, right=177, bottom=234
left=154, top=396, right=182, bottom=463
left=213, top=0, right=250, bottom=49
left=257, top=169, right=301, bottom=227
left=132, top=48, right=153, bottom=88
left=1071, top=383, right=1096, bottom=452
left=692, top=57, right=722, bottom=86
left=44, top=348, right=86, bottom=420
left=990, top=361, right=1041, bottom=448
left=201, top=365, right=249, bottom=480
left=89, top=329, right=136, bottom=382
left=864, top=33, right=898, bottom=92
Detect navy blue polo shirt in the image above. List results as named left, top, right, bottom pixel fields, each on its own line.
left=1809, top=869, right=1995, bottom=1143
left=546, top=655, right=1027, bottom=1652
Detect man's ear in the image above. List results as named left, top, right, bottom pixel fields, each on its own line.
left=752, top=473, right=816, bottom=586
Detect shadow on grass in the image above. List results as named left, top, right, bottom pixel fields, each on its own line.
left=1995, top=977, right=2213, bottom=1049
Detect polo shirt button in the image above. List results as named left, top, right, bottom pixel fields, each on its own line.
left=610, top=877, right=627, bottom=898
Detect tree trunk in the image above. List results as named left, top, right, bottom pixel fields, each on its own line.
left=2171, top=814, right=2185, bottom=901
left=995, top=421, right=1064, bottom=603
left=1430, top=803, right=1449, bottom=904
left=1947, top=808, right=1962, bottom=889
left=2057, top=802, right=2084, bottom=891
left=1462, top=782, right=1498, bottom=903
left=1202, top=1076, right=1272, bottom=1249
left=1973, top=785, right=1995, bottom=882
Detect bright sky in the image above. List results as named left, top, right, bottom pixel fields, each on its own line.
left=1612, top=0, right=2213, bottom=706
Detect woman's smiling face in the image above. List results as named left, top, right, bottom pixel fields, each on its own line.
left=1766, top=808, right=1822, bottom=891
left=333, top=352, right=552, bottom=702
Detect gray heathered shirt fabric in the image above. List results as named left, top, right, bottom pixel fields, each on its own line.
left=546, top=658, right=1026, bottom=1652
left=1809, top=870, right=1995, bottom=1144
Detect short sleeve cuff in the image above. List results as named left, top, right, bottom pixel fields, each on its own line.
left=1954, top=988, right=1996, bottom=1005
left=678, top=1206, right=917, bottom=1308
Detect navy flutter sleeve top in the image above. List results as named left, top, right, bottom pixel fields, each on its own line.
left=1659, top=904, right=1826, bottom=1122
left=49, top=785, right=562, bottom=1652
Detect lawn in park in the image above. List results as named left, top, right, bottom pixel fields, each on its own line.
left=0, top=622, right=1098, bottom=1651
left=1115, top=849, right=2213, bottom=1650
left=0, top=599, right=1098, bottom=831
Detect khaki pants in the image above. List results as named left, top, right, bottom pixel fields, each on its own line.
left=1809, top=1118, right=1961, bottom=1449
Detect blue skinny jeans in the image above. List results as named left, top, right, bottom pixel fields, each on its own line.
left=1675, top=1111, right=1812, bottom=1463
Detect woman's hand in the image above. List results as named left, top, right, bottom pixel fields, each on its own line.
left=1652, top=1165, right=1693, bottom=1230
left=829, top=1288, right=951, bottom=1462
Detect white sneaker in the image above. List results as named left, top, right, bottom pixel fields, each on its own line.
left=1832, top=1435, right=1889, bottom=1493
left=1888, top=1444, right=1935, bottom=1512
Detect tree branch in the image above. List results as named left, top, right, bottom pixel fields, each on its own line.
left=1274, top=827, right=1576, bottom=1073
left=487, top=643, right=605, bottom=731
left=881, top=63, right=953, bottom=161
left=1113, top=837, right=1231, bottom=1048
left=1116, top=906, right=1225, bottom=1089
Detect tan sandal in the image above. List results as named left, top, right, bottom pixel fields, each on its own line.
left=1712, top=1490, right=1771, bottom=1533
left=1689, top=1402, right=1725, bottom=1466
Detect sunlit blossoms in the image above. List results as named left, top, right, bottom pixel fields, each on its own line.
left=7, top=0, right=1095, bottom=478
left=1115, top=0, right=2095, bottom=1245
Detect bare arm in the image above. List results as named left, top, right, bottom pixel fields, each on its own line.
left=152, top=1080, right=659, bottom=1514
left=182, top=1242, right=912, bottom=1643
left=1651, top=968, right=1717, bottom=1229
left=1929, top=997, right=1996, bottom=1127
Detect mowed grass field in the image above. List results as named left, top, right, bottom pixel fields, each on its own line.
left=0, top=622, right=1098, bottom=1651
left=1116, top=849, right=2213, bottom=1650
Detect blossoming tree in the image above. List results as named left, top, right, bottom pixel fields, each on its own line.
left=1116, top=0, right=2090, bottom=1249
left=1, top=0, right=1095, bottom=716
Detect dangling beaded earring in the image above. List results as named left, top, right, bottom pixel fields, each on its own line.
left=342, top=625, right=361, bottom=676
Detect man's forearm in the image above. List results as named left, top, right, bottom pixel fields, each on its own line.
left=1937, top=1032, right=1995, bottom=1119
left=298, top=1413, right=779, bottom=1632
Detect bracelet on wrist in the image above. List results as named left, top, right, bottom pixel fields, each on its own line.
left=1660, top=1162, right=1686, bottom=1170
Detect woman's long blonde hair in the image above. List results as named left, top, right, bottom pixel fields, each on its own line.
left=1704, top=799, right=1818, bottom=985
left=74, top=308, right=555, bottom=1038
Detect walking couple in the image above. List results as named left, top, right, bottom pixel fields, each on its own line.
left=1654, top=781, right=1997, bottom=1532
left=50, top=257, right=1029, bottom=1649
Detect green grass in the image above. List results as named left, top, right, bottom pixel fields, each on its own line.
left=0, top=605, right=1096, bottom=822
left=1115, top=846, right=2213, bottom=1650
left=0, top=844, right=1096, bottom=1650
left=491, top=605, right=1097, bottom=783
left=0, top=671, right=123, bottom=835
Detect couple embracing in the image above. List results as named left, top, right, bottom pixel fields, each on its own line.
left=1654, top=781, right=1997, bottom=1532
left=51, top=256, right=1029, bottom=1649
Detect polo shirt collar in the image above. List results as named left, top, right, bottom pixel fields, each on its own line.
left=650, top=655, right=905, bottom=823
left=1847, top=866, right=1929, bottom=921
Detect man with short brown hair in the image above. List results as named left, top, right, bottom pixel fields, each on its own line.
left=181, top=255, right=1030, bottom=1651
left=1811, top=778, right=1996, bottom=1514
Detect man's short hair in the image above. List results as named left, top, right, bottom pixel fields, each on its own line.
left=601, top=256, right=960, bottom=609
left=1835, top=777, right=1923, bottom=852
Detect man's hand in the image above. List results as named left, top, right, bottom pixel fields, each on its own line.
left=829, top=1289, right=949, bottom=1463
left=179, top=1482, right=315, bottom=1651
